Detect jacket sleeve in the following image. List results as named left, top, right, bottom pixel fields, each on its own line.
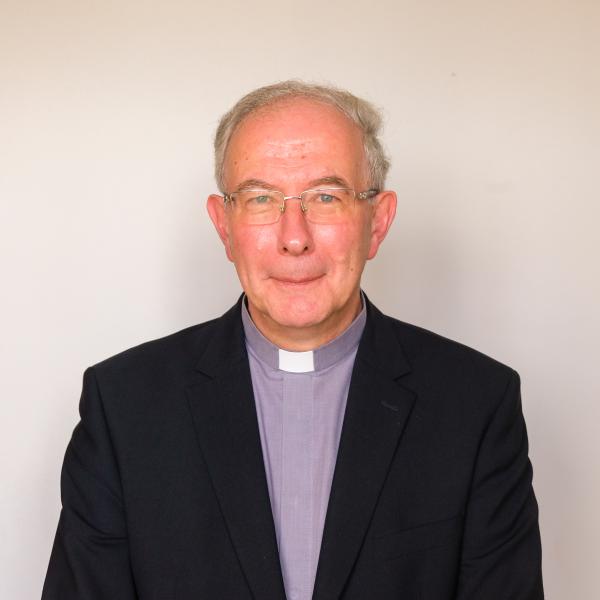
left=455, top=370, right=544, bottom=599
left=42, top=367, right=138, bottom=599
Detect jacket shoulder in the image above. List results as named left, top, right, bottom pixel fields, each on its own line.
left=381, top=311, right=518, bottom=386
left=90, top=316, right=221, bottom=381
left=372, top=312, right=521, bottom=425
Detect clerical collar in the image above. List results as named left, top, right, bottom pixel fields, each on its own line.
left=241, top=294, right=366, bottom=373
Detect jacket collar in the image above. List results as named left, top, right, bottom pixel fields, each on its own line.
left=195, top=292, right=412, bottom=380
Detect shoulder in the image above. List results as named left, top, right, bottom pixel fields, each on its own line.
left=77, top=312, right=235, bottom=426
left=393, top=315, right=515, bottom=377
left=89, top=315, right=222, bottom=386
left=372, top=307, right=519, bottom=410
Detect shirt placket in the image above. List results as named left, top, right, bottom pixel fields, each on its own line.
left=280, top=372, right=314, bottom=600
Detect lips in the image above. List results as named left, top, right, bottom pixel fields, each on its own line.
left=271, top=274, right=324, bottom=285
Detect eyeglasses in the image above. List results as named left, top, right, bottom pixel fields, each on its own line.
left=222, top=187, right=379, bottom=225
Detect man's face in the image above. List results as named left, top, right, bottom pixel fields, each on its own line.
left=208, top=98, right=396, bottom=347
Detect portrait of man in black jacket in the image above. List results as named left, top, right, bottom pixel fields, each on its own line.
left=42, top=81, right=544, bottom=599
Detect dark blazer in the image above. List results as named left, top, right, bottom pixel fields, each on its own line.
left=42, top=296, right=543, bottom=599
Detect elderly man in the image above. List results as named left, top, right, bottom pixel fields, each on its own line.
left=43, top=81, right=543, bottom=599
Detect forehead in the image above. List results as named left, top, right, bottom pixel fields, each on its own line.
left=223, top=98, right=367, bottom=189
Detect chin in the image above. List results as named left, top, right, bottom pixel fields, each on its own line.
left=266, top=295, right=331, bottom=330
left=269, top=300, right=327, bottom=327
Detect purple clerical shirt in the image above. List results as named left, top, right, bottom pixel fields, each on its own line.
left=241, top=298, right=366, bottom=600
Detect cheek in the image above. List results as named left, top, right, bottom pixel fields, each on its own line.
left=315, top=223, right=370, bottom=269
left=229, top=225, right=269, bottom=254
left=229, top=226, right=276, bottom=275
left=253, top=227, right=276, bottom=253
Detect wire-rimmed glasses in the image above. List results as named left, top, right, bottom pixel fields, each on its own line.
left=222, top=187, right=379, bottom=225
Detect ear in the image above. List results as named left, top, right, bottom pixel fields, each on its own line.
left=367, top=190, right=397, bottom=260
left=207, top=194, right=234, bottom=262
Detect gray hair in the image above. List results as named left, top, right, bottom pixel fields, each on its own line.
left=213, top=80, right=390, bottom=192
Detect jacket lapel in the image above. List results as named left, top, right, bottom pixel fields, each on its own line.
left=312, top=300, right=417, bottom=600
left=186, top=299, right=287, bottom=600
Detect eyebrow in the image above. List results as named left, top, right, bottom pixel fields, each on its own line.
left=233, top=175, right=352, bottom=192
left=234, top=179, right=279, bottom=192
left=307, top=175, right=352, bottom=188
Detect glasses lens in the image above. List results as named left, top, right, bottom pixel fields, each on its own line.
left=230, top=190, right=282, bottom=224
left=302, top=189, right=354, bottom=223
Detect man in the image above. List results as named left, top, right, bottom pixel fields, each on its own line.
left=43, top=81, right=543, bottom=599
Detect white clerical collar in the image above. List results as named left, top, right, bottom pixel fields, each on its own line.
left=277, top=348, right=315, bottom=373
left=240, top=293, right=367, bottom=373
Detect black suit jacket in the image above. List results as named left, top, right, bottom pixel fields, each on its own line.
left=42, top=296, right=543, bottom=599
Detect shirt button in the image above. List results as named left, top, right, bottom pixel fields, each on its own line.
left=289, top=590, right=300, bottom=600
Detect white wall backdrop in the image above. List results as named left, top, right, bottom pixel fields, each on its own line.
left=1, top=1, right=598, bottom=597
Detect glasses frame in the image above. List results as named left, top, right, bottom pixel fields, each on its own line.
left=222, top=187, right=380, bottom=224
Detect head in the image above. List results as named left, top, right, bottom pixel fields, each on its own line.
left=213, top=81, right=390, bottom=193
left=207, top=81, right=397, bottom=350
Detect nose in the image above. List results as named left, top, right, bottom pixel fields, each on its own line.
left=278, top=197, right=314, bottom=256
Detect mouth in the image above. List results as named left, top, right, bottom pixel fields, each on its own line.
left=271, top=274, right=324, bottom=286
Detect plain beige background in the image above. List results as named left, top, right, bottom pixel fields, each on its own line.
left=1, top=1, right=598, bottom=598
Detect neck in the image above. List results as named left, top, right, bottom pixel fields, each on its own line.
left=247, top=291, right=363, bottom=351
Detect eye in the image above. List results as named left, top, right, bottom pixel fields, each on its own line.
left=316, top=192, right=339, bottom=204
left=243, top=193, right=273, bottom=206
